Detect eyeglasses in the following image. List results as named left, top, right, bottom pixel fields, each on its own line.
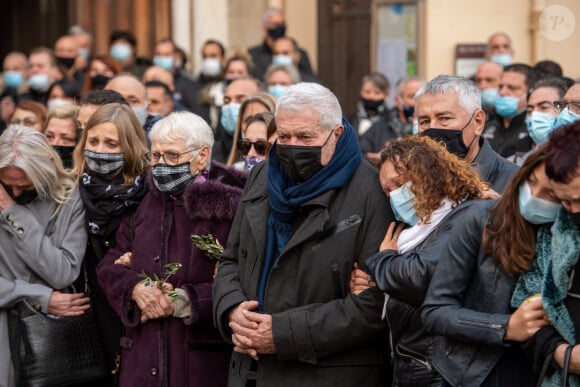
left=553, top=100, right=580, bottom=114
left=146, top=148, right=198, bottom=165
left=237, top=139, right=269, bottom=156
left=10, top=117, right=38, bottom=126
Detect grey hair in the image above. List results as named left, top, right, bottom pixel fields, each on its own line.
left=0, top=125, right=75, bottom=206
left=395, top=76, right=424, bottom=98
left=276, top=82, right=342, bottom=131
left=149, top=111, right=214, bottom=165
left=415, top=75, right=481, bottom=115
left=262, top=8, right=284, bottom=27
left=265, top=64, right=301, bottom=85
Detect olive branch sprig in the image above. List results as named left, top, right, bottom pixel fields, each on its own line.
left=140, top=262, right=183, bottom=302
left=191, top=233, right=224, bottom=261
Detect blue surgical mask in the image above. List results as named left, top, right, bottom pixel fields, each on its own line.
left=220, top=103, right=241, bottom=135
left=526, top=111, right=556, bottom=145
left=27, top=74, right=50, bottom=91
left=153, top=55, right=174, bottom=71
left=268, top=85, right=289, bottom=99
left=132, top=106, right=148, bottom=126
left=78, top=48, right=90, bottom=60
left=518, top=181, right=561, bottom=224
left=412, top=120, right=419, bottom=135
left=3, top=71, right=23, bottom=89
left=494, top=95, right=521, bottom=118
left=389, top=181, right=419, bottom=226
left=553, top=108, right=580, bottom=129
left=110, top=43, right=132, bottom=62
left=272, top=55, right=293, bottom=66
left=490, top=53, right=512, bottom=67
left=481, top=88, right=499, bottom=108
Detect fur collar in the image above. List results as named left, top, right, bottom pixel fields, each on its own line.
left=148, top=161, right=246, bottom=221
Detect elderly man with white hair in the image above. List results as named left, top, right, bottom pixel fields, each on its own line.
left=213, top=82, right=393, bottom=386
left=97, top=111, right=246, bottom=386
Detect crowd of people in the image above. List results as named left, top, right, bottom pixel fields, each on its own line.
left=0, top=6, right=580, bottom=387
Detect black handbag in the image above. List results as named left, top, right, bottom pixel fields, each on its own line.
left=7, top=299, right=107, bottom=387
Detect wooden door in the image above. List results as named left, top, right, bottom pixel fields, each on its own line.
left=317, top=0, right=372, bottom=115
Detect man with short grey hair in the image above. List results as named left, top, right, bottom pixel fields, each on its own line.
left=416, top=74, right=517, bottom=192
left=214, top=82, right=393, bottom=386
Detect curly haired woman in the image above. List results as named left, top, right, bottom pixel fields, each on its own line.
left=350, top=135, right=491, bottom=386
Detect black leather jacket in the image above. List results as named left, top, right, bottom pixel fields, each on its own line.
left=421, top=200, right=530, bottom=387
left=366, top=201, right=479, bottom=386
left=472, top=138, right=518, bottom=193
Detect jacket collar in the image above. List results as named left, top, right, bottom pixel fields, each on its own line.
left=472, top=138, right=501, bottom=184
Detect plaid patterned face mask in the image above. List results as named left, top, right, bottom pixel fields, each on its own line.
left=151, top=161, right=197, bottom=194
left=84, top=149, right=125, bottom=177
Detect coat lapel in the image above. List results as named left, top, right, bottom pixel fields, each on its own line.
left=279, top=190, right=334, bottom=256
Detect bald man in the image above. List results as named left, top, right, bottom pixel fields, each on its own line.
left=105, top=74, right=159, bottom=132
left=485, top=32, right=514, bottom=67
left=475, top=61, right=503, bottom=110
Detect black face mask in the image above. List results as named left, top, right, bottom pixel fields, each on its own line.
left=56, top=56, right=76, bottom=70
left=402, top=105, right=415, bottom=122
left=571, top=212, right=580, bottom=228
left=1, top=182, right=38, bottom=205
left=276, top=130, right=334, bottom=183
left=361, top=98, right=384, bottom=112
left=53, top=145, right=75, bottom=169
left=91, top=74, right=111, bottom=90
left=422, top=113, right=476, bottom=159
left=267, top=24, right=286, bottom=39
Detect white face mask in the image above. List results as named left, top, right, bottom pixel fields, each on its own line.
left=201, top=58, right=222, bottom=77
left=47, top=98, right=73, bottom=111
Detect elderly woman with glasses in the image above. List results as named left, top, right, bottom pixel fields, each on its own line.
left=10, top=100, right=47, bottom=132
left=96, top=111, right=246, bottom=387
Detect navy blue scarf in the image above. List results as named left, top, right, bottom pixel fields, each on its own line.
left=257, top=118, right=361, bottom=308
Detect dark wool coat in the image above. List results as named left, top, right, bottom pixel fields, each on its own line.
left=97, top=162, right=246, bottom=387
left=213, top=160, right=394, bottom=387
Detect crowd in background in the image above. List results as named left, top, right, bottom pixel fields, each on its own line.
left=0, top=6, right=580, bottom=387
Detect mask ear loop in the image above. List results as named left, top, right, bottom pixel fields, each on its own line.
left=462, top=111, right=479, bottom=150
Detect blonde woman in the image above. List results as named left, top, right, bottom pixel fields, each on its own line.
left=0, top=125, right=88, bottom=387
left=44, top=104, right=80, bottom=168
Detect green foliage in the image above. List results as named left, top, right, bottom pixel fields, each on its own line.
left=140, top=263, right=183, bottom=301
left=191, top=233, right=224, bottom=261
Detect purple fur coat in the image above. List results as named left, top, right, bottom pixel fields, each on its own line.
left=97, top=162, right=246, bottom=387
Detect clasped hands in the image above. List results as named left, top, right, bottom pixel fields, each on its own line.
left=117, top=252, right=175, bottom=323
left=131, top=282, right=175, bottom=323
left=229, top=300, right=275, bottom=360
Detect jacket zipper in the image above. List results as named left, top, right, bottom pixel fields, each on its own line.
left=395, top=344, right=433, bottom=371
left=458, top=319, right=503, bottom=329
left=383, top=296, right=395, bottom=364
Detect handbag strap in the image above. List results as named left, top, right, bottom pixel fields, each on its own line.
left=537, top=350, right=554, bottom=387
left=10, top=302, right=35, bottom=384
left=562, top=345, right=574, bottom=387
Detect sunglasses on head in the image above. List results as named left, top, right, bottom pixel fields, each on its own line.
left=237, top=139, right=269, bottom=156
